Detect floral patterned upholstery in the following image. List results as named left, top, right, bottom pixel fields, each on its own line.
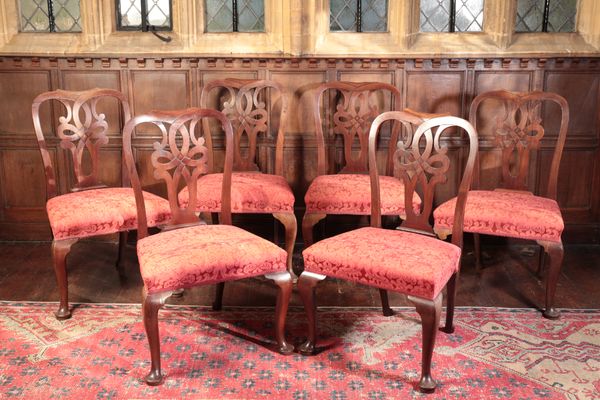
left=433, top=190, right=564, bottom=243
left=178, top=172, right=294, bottom=213
left=137, top=224, right=288, bottom=293
left=46, top=188, right=171, bottom=240
left=303, top=227, right=461, bottom=300
left=304, top=174, right=421, bottom=216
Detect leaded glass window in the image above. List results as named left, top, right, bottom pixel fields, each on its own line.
left=330, top=0, right=388, bottom=32
left=19, top=0, right=81, bottom=32
left=516, top=0, right=577, bottom=32
left=117, top=0, right=172, bottom=31
left=205, top=0, right=265, bottom=32
left=420, top=0, right=484, bottom=32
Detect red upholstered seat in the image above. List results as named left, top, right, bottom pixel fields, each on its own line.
left=137, top=224, right=287, bottom=294
left=303, top=227, right=461, bottom=300
left=178, top=172, right=294, bottom=213
left=304, top=174, right=421, bottom=215
left=433, top=189, right=564, bottom=243
left=46, top=188, right=171, bottom=240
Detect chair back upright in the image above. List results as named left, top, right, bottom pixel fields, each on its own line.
left=32, top=88, right=131, bottom=199
left=200, top=79, right=288, bottom=176
left=369, top=113, right=478, bottom=249
left=313, top=81, right=402, bottom=176
left=122, top=108, right=234, bottom=240
left=469, top=90, right=569, bottom=200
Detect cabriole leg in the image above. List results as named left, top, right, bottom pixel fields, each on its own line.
left=51, top=238, right=77, bottom=320
left=442, top=273, right=457, bottom=333
left=301, top=213, right=326, bottom=248
left=539, top=240, right=563, bottom=319
left=273, top=212, right=298, bottom=280
left=212, top=282, right=225, bottom=311
left=409, top=293, right=443, bottom=393
left=265, top=271, right=294, bottom=354
left=143, top=288, right=173, bottom=386
left=379, top=289, right=394, bottom=316
left=297, top=271, right=326, bottom=355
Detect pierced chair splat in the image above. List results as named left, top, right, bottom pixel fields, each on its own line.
left=433, top=90, right=569, bottom=319
left=32, top=88, right=171, bottom=320
left=178, top=79, right=297, bottom=286
left=298, top=113, right=478, bottom=393
left=122, top=108, right=294, bottom=386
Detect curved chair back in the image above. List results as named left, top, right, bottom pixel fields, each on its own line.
left=313, top=81, right=402, bottom=176
left=122, top=108, right=234, bottom=239
left=32, top=88, right=131, bottom=198
left=200, top=78, right=288, bottom=175
left=369, top=113, right=478, bottom=248
left=469, top=90, right=569, bottom=199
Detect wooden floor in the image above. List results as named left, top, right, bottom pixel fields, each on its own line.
left=0, top=237, right=599, bottom=310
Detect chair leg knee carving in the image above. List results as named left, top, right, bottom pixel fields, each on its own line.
left=143, top=289, right=174, bottom=386
left=409, top=293, right=443, bottom=393
left=273, top=212, right=298, bottom=280
left=51, top=238, right=78, bottom=320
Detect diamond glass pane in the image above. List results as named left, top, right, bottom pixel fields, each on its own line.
left=238, top=0, right=264, bottom=32
left=420, top=0, right=451, bottom=32
left=455, top=0, right=483, bottom=32
left=52, top=0, right=81, bottom=32
left=118, top=0, right=143, bottom=27
left=547, top=0, right=577, bottom=32
left=205, top=0, right=233, bottom=32
left=20, top=0, right=50, bottom=32
left=361, top=0, right=387, bottom=32
left=330, top=0, right=357, bottom=32
left=516, top=0, right=544, bottom=32
left=146, top=0, right=170, bottom=27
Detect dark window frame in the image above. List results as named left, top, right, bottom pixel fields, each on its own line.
left=420, top=0, right=484, bottom=33
left=329, top=0, right=388, bottom=33
left=205, top=0, right=264, bottom=33
left=20, top=0, right=81, bottom=33
left=116, top=0, right=173, bottom=32
left=516, top=0, right=575, bottom=33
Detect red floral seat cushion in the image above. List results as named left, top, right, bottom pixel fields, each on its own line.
left=433, top=190, right=564, bottom=243
left=303, top=227, right=460, bottom=300
left=178, top=172, right=294, bottom=213
left=137, top=224, right=287, bottom=293
left=46, top=188, right=171, bottom=240
left=304, top=174, right=421, bottom=216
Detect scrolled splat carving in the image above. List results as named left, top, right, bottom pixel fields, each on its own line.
left=333, top=90, right=381, bottom=173
left=201, top=79, right=287, bottom=174
left=470, top=90, right=569, bottom=197
left=393, top=125, right=451, bottom=233
left=122, top=108, right=234, bottom=238
left=32, top=88, right=131, bottom=199
left=151, top=117, right=209, bottom=205
left=368, top=112, right=478, bottom=241
left=493, top=98, right=543, bottom=189
left=314, top=82, right=401, bottom=175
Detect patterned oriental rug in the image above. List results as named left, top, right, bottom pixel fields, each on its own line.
left=0, top=302, right=598, bottom=399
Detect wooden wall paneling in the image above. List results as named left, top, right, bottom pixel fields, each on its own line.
left=404, top=70, right=464, bottom=117
left=0, top=148, right=49, bottom=221
left=129, top=70, right=192, bottom=136
left=0, top=70, right=52, bottom=135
